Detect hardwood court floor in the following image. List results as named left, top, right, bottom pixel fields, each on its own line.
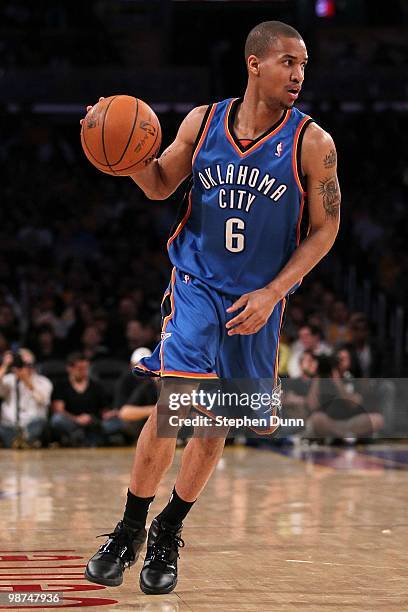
left=1, top=443, right=408, bottom=611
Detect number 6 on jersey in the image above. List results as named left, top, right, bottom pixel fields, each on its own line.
left=225, top=217, right=245, bottom=253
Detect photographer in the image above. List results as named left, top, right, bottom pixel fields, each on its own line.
left=0, top=349, right=52, bottom=448
left=307, top=349, right=384, bottom=442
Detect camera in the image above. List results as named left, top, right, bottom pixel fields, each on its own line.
left=0, top=351, right=26, bottom=370
left=10, top=352, right=25, bottom=369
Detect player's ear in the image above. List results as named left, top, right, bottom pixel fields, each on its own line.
left=247, top=55, right=260, bottom=76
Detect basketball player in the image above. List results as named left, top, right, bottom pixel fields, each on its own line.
left=84, top=21, right=340, bottom=595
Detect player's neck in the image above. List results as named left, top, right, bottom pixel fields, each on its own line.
left=235, top=91, right=285, bottom=140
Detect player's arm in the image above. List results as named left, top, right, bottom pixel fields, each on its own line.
left=226, top=124, right=340, bottom=335
left=266, top=123, right=341, bottom=296
left=128, top=105, right=208, bottom=200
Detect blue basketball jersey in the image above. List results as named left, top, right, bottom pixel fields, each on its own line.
left=168, top=97, right=313, bottom=295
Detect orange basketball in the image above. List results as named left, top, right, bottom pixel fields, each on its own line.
left=80, top=95, right=161, bottom=176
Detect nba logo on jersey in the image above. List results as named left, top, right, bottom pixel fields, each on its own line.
left=183, top=274, right=190, bottom=284
left=275, top=141, right=283, bottom=157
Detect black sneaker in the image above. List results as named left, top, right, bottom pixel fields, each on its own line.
left=85, top=520, right=146, bottom=587
left=139, top=518, right=185, bottom=595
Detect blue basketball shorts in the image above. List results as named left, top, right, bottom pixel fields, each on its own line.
left=134, top=268, right=286, bottom=434
left=134, top=267, right=285, bottom=382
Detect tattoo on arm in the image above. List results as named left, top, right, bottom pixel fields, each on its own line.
left=317, top=176, right=340, bottom=220
left=160, top=147, right=172, bottom=159
left=323, top=149, right=337, bottom=169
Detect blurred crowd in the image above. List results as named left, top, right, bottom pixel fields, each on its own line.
left=0, top=0, right=116, bottom=69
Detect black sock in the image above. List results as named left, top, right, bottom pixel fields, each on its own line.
left=156, top=488, right=196, bottom=527
left=123, top=489, right=154, bottom=530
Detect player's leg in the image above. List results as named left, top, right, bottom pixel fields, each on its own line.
left=84, top=402, right=180, bottom=587
left=139, top=431, right=227, bottom=595
left=128, top=404, right=177, bottom=497
left=136, top=270, right=225, bottom=595
left=86, top=269, right=222, bottom=591
left=174, top=434, right=227, bottom=501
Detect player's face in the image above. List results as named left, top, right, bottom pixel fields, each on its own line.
left=257, top=36, right=308, bottom=110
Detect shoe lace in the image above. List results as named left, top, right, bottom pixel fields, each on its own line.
left=148, top=529, right=185, bottom=567
left=96, top=527, right=136, bottom=561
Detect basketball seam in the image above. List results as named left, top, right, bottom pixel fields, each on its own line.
left=102, top=96, right=118, bottom=175
left=113, top=122, right=161, bottom=173
left=106, top=97, right=139, bottom=167
left=82, top=126, right=112, bottom=168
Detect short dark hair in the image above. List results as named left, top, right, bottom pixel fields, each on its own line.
left=317, top=354, right=334, bottom=377
left=66, top=351, right=88, bottom=367
left=302, top=349, right=318, bottom=361
left=309, top=325, right=323, bottom=339
left=300, top=324, right=323, bottom=339
left=244, top=21, right=303, bottom=61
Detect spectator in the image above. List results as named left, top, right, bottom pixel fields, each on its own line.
left=50, top=352, right=108, bottom=446
left=345, top=313, right=382, bottom=377
left=113, top=347, right=152, bottom=408
left=81, top=325, right=109, bottom=362
left=326, top=301, right=351, bottom=347
left=282, top=303, right=305, bottom=342
left=307, top=349, right=384, bottom=442
left=0, top=348, right=52, bottom=448
left=29, top=324, right=63, bottom=362
left=0, top=304, right=20, bottom=345
left=288, top=325, right=332, bottom=378
left=102, top=347, right=156, bottom=444
left=93, top=309, right=110, bottom=347
left=284, top=350, right=319, bottom=421
left=107, top=297, right=139, bottom=352
left=118, top=320, right=155, bottom=361
left=277, top=332, right=291, bottom=377
left=0, top=331, right=9, bottom=361
left=118, top=378, right=158, bottom=440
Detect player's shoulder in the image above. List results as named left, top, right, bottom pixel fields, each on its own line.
left=187, top=104, right=210, bottom=122
left=300, top=118, right=337, bottom=174
left=179, top=105, right=211, bottom=144
left=181, top=98, right=230, bottom=143
left=303, top=120, right=335, bottom=151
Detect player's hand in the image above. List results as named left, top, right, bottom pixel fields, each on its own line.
left=225, top=287, right=280, bottom=335
left=79, top=97, right=104, bottom=125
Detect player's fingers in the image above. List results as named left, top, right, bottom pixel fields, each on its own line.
left=237, top=325, right=263, bottom=336
left=228, top=314, right=259, bottom=335
left=226, top=308, right=251, bottom=329
left=86, top=105, right=92, bottom=111
left=226, top=294, right=248, bottom=314
left=80, top=119, right=83, bottom=125
left=239, top=316, right=266, bottom=335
